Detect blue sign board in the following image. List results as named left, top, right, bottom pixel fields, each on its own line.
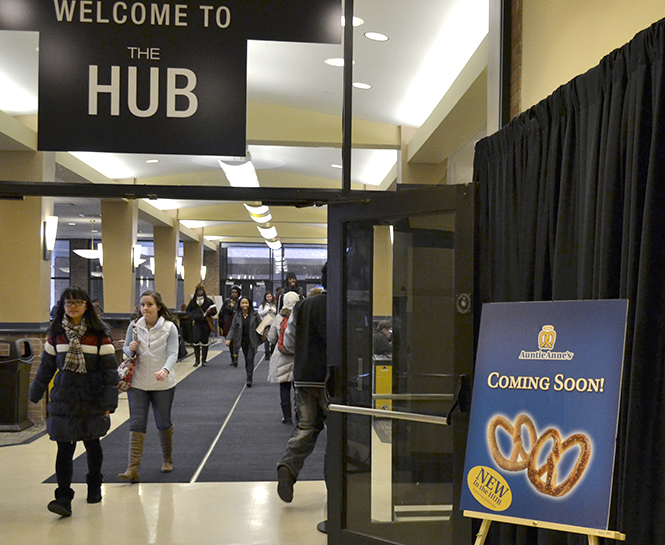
left=460, top=300, right=628, bottom=530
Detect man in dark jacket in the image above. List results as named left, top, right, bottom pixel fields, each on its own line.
left=276, top=263, right=327, bottom=503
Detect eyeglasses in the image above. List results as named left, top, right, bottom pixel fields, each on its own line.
left=64, top=300, right=85, bottom=308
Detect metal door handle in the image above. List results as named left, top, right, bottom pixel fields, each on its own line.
left=328, top=404, right=449, bottom=425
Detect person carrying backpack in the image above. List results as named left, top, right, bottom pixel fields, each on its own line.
left=267, top=291, right=300, bottom=424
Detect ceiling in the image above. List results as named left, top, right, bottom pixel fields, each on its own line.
left=0, top=0, right=490, bottom=247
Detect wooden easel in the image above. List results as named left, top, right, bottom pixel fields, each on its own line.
left=464, top=511, right=626, bottom=545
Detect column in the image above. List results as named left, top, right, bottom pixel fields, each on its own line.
left=153, top=225, right=178, bottom=309
left=100, top=199, right=138, bottom=314
left=183, top=239, right=203, bottom=301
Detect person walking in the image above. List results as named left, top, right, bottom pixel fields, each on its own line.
left=186, top=283, right=217, bottom=367
left=118, top=290, right=179, bottom=482
left=277, top=263, right=328, bottom=503
left=267, top=291, right=300, bottom=424
left=276, top=271, right=304, bottom=312
left=29, top=286, right=118, bottom=517
left=226, top=296, right=262, bottom=387
left=258, top=291, right=277, bottom=359
left=220, top=285, right=241, bottom=367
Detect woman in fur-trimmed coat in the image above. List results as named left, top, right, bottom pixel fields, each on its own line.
left=29, top=286, right=118, bottom=518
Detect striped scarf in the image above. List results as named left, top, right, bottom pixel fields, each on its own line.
left=62, top=316, right=88, bottom=374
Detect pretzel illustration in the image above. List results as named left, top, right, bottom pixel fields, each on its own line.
left=487, top=414, right=538, bottom=471
left=526, top=428, right=591, bottom=497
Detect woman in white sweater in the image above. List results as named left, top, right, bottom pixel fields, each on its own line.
left=118, top=290, right=179, bottom=482
left=267, top=292, right=300, bottom=424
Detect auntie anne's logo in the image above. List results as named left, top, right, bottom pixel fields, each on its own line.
left=519, top=325, right=574, bottom=361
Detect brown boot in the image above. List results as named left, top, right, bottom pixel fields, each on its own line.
left=159, top=426, right=174, bottom=473
left=118, top=431, right=145, bottom=483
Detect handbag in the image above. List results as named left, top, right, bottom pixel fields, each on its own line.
left=118, top=322, right=138, bottom=392
left=206, top=315, right=215, bottom=333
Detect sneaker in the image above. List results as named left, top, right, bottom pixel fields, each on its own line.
left=277, top=466, right=295, bottom=503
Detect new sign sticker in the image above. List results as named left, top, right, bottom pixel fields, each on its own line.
left=460, top=300, right=628, bottom=530
left=0, top=0, right=341, bottom=155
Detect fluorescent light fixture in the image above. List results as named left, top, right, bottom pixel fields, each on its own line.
left=146, top=159, right=159, bottom=164
left=265, top=238, right=282, bottom=250
left=353, top=82, right=372, bottom=90
left=73, top=249, right=100, bottom=260
left=331, top=164, right=343, bottom=169
left=43, top=216, right=58, bottom=260
left=243, top=203, right=270, bottom=215
left=257, top=225, right=278, bottom=240
left=218, top=160, right=260, bottom=187
left=70, top=151, right=134, bottom=179
left=147, top=257, right=155, bottom=274
left=97, top=243, right=103, bottom=266
left=364, top=31, right=389, bottom=42
left=341, top=16, right=364, bottom=27
left=357, top=150, right=399, bottom=186
left=396, top=0, right=489, bottom=126
left=201, top=266, right=207, bottom=280
left=324, top=58, right=352, bottom=67
left=176, top=256, right=184, bottom=279
left=0, top=71, right=37, bottom=115
left=249, top=211, right=272, bottom=224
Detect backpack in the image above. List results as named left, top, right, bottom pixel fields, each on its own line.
left=277, top=315, right=293, bottom=355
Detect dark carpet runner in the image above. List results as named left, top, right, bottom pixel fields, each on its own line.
left=45, top=349, right=326, bottom=484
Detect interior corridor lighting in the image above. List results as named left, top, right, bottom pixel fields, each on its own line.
left=201, top=266, right=207, bottom=280
left=97, top=243, right=103, bottom=267
left=265, top=238, right=282, bottom=250
left=43, top=215, right=58, bottom=260
left=176, top=256, right=184, bottom=279
left=218, top=160, right=260, bottom=187
left=73, top=220, right=101, bottom=261
left=257, top=225, right=278, bottom=240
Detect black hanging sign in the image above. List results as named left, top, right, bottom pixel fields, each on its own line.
left=0, top=1, right=341, bottom=155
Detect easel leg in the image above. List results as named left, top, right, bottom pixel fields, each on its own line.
left=588, top=535, right=599, bottom=545
left=474, top=519, right=492, bottom=545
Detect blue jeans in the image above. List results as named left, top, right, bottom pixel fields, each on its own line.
left=278, top=386, right=327, bottom=480
left=127, top=387, right=175, bottom=432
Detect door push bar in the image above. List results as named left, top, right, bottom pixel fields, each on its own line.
left=329, top=374, right=470, bottom=426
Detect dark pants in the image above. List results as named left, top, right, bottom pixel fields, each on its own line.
left=280, top=381, right=293, bottom=418
left=278, top=387, right=327, bottom=480
left=240, top=342, right=256, bottom=382
left=56, top=439, right=103, bottom=490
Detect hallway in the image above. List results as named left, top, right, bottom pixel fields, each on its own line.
left=0, top=348, right=327, bottom=545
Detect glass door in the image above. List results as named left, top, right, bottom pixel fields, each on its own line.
left=327, top=184, right=474, bottom=545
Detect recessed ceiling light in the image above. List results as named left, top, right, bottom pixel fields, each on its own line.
left=341, top=16, right=364, bottom=27
left=331, top=164, right=343, bottom=169
left=146, top=159, right=159, bottom=164
left=365, top=31, right=389, bottom=42
left=324, top=58, right=345, bottom=67
left=68, top=222, right=76, bottom=226
left=353, top=82, right=372, bottom=90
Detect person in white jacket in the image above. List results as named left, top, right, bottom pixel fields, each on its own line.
left=267, top=291, right=300, bottom=424
left=118, top=290, right=179, bottom=482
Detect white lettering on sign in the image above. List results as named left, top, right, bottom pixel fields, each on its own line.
left=88, top=65, right=120, bottom=116
left=88, top=66, right=198, bottom=118
left=167, top=68, right=198, bottom=118
left=199, top=5, right=231, bottom=28
left=53, top=1, right=194, bottom=27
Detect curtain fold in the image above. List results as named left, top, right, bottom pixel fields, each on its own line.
left=475, top=17, right=665, bottom=545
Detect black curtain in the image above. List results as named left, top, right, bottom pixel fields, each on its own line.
left=475, top=18, right=665, bottom=545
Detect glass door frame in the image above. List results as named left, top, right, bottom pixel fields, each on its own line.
left=326, top=183, right=476, bottom=545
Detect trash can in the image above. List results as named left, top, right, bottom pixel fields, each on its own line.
left=0, top=339, right=34, bottom=431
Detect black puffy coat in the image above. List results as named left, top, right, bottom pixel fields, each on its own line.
left=29, top=330, right=119, bottom=443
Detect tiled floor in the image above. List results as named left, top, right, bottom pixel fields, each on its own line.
left=0, top=348, right=328, bottom=545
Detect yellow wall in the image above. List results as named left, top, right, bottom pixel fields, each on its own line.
left=522, top=0, right=665, bottom=111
